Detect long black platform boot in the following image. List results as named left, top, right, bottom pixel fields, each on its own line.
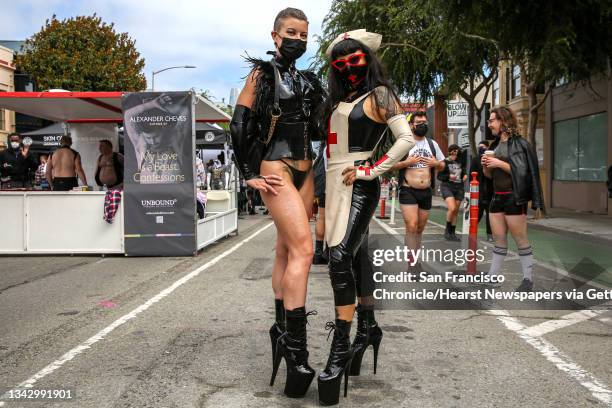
left=313, top=240, right=328, bottom=265
left=269, top=299, right=285, bottom=366
left=349, top=304, right=383, bottom=376
left=317, top=319, right=353, bottom=406
left=270, top=307, right=316, bottom=398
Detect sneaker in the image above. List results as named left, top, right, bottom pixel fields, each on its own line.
left=450, top=232, right=461, bottom=242
left=515, top=278, right=533, bottom=292
left=444, top=231, right=453, bottom=241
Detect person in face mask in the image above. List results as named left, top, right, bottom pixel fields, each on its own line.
left=229, top=7, right=326, bottom=400
left=391, top=110, right=446, bottom=267
left=0, top=133, right=38, bottom=189
left=470, top=140, right=493, bottom=241
left=320, top=30, right=415, bottom=405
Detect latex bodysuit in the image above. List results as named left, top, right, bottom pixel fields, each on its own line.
left=325, top=87, right=415, bottom=307
left=230, top=56, right=325, bottom=189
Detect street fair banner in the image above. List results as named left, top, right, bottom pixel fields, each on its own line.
left=122, top=92, right=196, bottom=256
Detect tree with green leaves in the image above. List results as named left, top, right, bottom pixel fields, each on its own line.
left=437, top=0, right=612, bottom=147
left=318, top=0, right=500, bottom=154
left=16, top=14, right=146, bottom=92
left=319, top=0, right=611, bottom=153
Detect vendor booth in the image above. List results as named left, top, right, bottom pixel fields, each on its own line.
left=194, top=123, right=238, bottom=249
left=0, top=91, right=237, bottom=256
left=20, top=122, right=65, bottom=154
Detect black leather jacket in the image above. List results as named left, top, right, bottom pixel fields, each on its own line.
left=489, top=134, right=544, bottom=210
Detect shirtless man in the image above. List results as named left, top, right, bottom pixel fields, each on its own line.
left=391, top=111, right=445, bottom=261
left=46, top=136, right=87, bottom=191
left=95, top=139, right=124, bottom=190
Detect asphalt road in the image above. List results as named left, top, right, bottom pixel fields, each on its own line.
left=0, top=212, right=610, bottom=407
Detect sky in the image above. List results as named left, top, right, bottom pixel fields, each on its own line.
left=0, top=0, right=333, bottom=103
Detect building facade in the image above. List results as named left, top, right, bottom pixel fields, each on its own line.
left=452, top=60, right=611, bottom=216
left=0, top=45, right=16, bottom=148
left=544, top=74, right=611, bottom=215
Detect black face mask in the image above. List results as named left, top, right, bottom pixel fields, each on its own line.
left=278, top=37, right=307, bottom=62
left=414, top=123, right=428, bottom=137
left=478, top=146, right=487, bottom=155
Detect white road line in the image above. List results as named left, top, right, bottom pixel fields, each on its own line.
left=489, top=309, right=612, bottom=406
left=0, top=222, right=274, bottom=407
left=374, top=215, right=612, bottom=406
left=521, top=310, right=608, bottom=337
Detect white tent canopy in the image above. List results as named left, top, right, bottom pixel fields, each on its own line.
left=0, top=91, right=231, bottom=123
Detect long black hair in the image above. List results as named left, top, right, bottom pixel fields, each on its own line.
left=325, top=38, right=401, bottom=120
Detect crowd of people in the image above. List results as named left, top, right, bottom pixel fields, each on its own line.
left=1, top=8, right=546, bottom=404
left=0, top=133, right=123, bottom=191
left=229, top=7, right=544, bottom=406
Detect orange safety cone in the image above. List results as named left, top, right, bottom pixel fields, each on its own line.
left=467, top=172, right=479, bottom=275
left=376, top=181, right=390, bottom=219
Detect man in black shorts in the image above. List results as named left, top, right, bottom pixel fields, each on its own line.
left=439, top=144, right=467, bottom=241
left=392, top=111, right=445, bottom=264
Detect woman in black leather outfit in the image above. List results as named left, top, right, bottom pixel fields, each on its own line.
left=318, top=29, right=415, bottom=406
left=230, top=8, right=325, bottom=399
left=482, top=105, right=544, bottom=292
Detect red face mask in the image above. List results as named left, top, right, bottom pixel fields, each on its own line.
left=332, top=53, right=368, bottom=89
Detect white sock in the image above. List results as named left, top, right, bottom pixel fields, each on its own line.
left=488, top=246, right=507, bottom=277
left=518, top=246, right=533, bottom=281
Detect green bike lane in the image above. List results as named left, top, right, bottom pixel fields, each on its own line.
left=384, top=201, right=612, bottom=288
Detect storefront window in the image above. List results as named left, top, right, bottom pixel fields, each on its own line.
left=492, top=77, right=499, bottom=106
left=512, top=65, right=521, bottom=98
left=554, top=112, right=607, bottom=182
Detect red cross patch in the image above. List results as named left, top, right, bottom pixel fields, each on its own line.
left=327, top=117, right=336, bottom=158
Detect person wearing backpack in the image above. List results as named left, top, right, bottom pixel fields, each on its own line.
left=438, top=144, right=467, bottom=241
left=391, top=110, right=445, bottom=264
left=95, top=139, right=124, bottom=190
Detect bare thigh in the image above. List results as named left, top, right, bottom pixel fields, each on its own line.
left=445, top=197, right=457, bottom=212
left=401, top=204, right=419, bottom=231
left=417, top=209, right=430, bottom=233
left=505, top=214, right=529, bottom=248
left=298, top=171, right=315, bottom=220
left=489, top=212, right=508, bottom=247
left=259, top=160, right=312, bottom=251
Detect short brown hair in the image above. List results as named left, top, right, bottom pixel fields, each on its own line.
left=100, top=139, right=113, bottom=148
left=409, top=110, right=427, bottom=124
left=60, top=135, right=72, bottom=146
left=490, top=105, right=519, bottom=135
left=448, top=144, right=460, bottom=153
left=273, top=8, right=308, bottom=31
